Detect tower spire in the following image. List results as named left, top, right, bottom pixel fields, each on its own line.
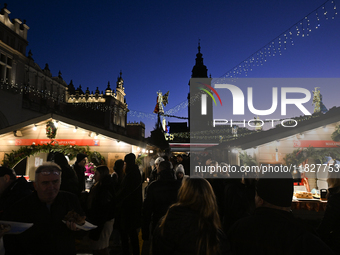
left=198, top=39, right=201, bottom=53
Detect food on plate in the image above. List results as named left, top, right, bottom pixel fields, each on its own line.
left=0, top=223, right=11, bottom=234
left=294, top=191, right=313, bottom=199
left=63, top=210, right=86, bottom=226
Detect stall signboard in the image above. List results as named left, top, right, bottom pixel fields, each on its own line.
left=15, top=139, right=100, bottom=146
left=293, top=140, right=340, bottom=148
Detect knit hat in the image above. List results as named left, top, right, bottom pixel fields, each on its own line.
left=256, top=172, right=293, bottom=207
left=176, top=164, right=185, bottom=174
left=155, top=157, right=164, bottom=165
left=76, top=153, right=87, bottom=163
left=0, top=166, right=16, bottom=179
left=124, top=153, right=136, bottom=165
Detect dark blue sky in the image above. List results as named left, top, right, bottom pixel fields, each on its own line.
left=8, top=0, right=340, bottom=135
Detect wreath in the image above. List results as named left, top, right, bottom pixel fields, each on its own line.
left=46, top=121, right=57, bottom=139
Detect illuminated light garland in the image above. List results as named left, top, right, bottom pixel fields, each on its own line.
left=219, top=0, right=337, bottom=79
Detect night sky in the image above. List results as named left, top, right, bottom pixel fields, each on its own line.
left=7, top=0, right=340, bottom=135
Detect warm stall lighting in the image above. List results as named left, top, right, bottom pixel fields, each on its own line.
left=137, top=147, right=140, bottom=151
left=150, top=150, right=153, bottom=154
left=73, top=127, right=77, bottom=133
left=231, top=148, right=238, bottom=154
left=33, top=125, right=37, bottom=131
left=53, top=120, right=59, bottom=128
left=94, top=133, right=98, bottom=139
left=142, top=149, right=146, bottom=153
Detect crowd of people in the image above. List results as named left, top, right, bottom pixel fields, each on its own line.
left=0, top=152, right=339, bottom=254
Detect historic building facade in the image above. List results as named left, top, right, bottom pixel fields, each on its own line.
left=0, top=5, right=129, bottom=136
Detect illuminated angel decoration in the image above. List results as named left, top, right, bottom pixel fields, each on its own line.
left=153, top=91, right=169, bottom=114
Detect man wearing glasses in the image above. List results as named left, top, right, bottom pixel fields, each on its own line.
left=3, top=162, right=85, bottom=255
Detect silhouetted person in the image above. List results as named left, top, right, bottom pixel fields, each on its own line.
left=222, top=165, right=250, bottom=232
left=73, top=153, right=87, bottom=194
left=116, top=153, right=142, bottom=255
left=228, top=172, right=334, bottom=255
left=112, top=159, right=124, bottom=192
left=86, top=165, right=116, bottom=255
left=48, top=152, right=78, bottom=196
left=142, top=161, right=181, bottom=240
left=0, top=166, right=33, bottom=218
left=317, top=170, right=340, bottom=254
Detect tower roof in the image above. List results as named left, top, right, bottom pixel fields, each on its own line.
left=191, top=40, right=208, bottom=78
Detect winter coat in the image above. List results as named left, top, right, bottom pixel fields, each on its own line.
left=116, top=163, right=142, bottom=230
left=228, top=207, right=334, bottom=255
left=73, top=163, right=86, bottom=194
left=222, top=179, right=250, bottom=232
left=317, top=186, right=340, bottom=254
left=3, top=191, right=84, bottom=255
left=0, top=176, right=33, bottom=218
left=152, top=205, right=230, bottom=255
left=86, top=174, right=116, bottom=240
left=142, top=168, right=182, bottom=239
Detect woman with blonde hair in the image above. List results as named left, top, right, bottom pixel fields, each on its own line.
left=152, top=177, right=230, bottom=255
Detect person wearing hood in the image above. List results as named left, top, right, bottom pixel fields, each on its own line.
left=142, top=161, right=182, bottom=242
left=175, top=164, right=185, bottom=181
left=116, top=153, right=142, bottom=255
left=149, top=157, right=164, bottom=183
left=73, top=153, right=87, bottom=194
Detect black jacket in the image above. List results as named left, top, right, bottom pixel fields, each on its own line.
left=222, top=179, right=250, bottom=232
left=317, top=186, right=340, bottom=254
left=0, top=176, right=33, bottom=218
left=87, top=175, right=116, bottom=240
left=142, top=169, right=182, bottom=239
left=73, top=163, right=86, bottom=194
left=152, top=205, right=230, bottom=255
left=3, top=191, right=84, bottom=255
left=228, top=207, right=334, bottom=255
left=116, top=163, right=142, bottom=230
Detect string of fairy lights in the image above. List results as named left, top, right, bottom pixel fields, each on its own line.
left=219, top=0, right=337, bottom=79
left=129, top=0, right=337, bottom=121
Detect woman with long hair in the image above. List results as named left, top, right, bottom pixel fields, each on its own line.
left=152, top=177, right=230, bottom=255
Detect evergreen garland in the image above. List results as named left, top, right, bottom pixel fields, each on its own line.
left=331, top=125, right=340, bottom=142
left=2, top=142, right=105, bottom=168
